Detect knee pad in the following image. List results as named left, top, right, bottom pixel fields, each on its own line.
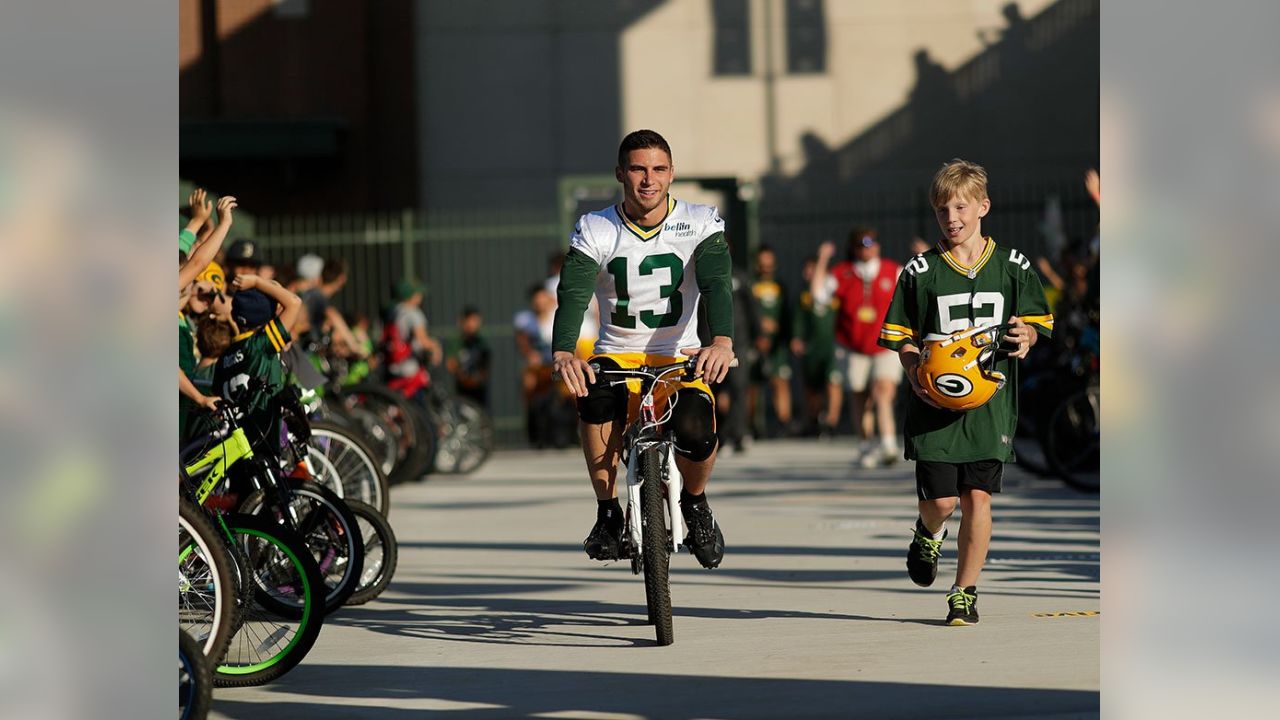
left=670, top=390, right=717, bottom=461
left=576, top=360, right=627, bottom=425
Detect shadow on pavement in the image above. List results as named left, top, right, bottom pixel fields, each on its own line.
left=330, top=584, right=938, bottom=648
left=214, top=665, right=1099, bottom=719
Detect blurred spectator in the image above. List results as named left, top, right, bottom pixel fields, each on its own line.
left=909, top=235, right=931, bottom=257
left=792, top=255, right=841, bottom=438
left=748, top=245, right=794, bottom=437
left=546, top=250, right=600, bottom=358
left=712, top=263, right=757, bottom=456
left=516, top=284, right=574, bottom=448
left=815, top=228, right=903, bottom=468
left=446, top=305, right=492, bottom=408
left=294, top=255, right=361, bottom=356
left=222, top=238, right=264, bottom=289
left=181, top=317, right=235, bottom=443
left=382, top=279, right=442, bottom=399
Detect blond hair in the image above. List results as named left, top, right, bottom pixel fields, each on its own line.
left=930, top=158, right=988, bottom=208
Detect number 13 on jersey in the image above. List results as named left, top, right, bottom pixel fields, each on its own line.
left=606, top=253, right=684, bottom=329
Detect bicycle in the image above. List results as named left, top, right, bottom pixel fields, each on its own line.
left=179, top=628, right=212, bottom=720
left=184, top=395, right=364, bottom=613
left=572, top=356, right=737, bottom=646
left=421, top=377, right=495, bottom=475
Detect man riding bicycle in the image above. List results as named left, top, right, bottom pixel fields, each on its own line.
left=552, top=129, right=735, bottom=569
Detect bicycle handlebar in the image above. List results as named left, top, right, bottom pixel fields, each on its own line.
left=588, top=356, right=739, bottom=377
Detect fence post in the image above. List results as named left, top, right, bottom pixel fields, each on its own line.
left=401, top=208, right=416, bottom=282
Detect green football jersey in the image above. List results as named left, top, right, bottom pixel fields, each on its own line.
left=878, top=239, right=1053, bottom=462
left=213, top=316, right=292, bottom=419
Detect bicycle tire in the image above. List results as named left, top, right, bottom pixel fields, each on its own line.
left=215, top=513, right=325, bottom=687
left=1045, top=386, right=1100, bottom=493
left=179, top=495, right=239, bottom=664
left=306, top=419, right=391, bottom=516
left=345, top=383, right=437, bottom=484
left=179, top=629, right=213, bottom=720
left=239, top=480, right=365, bottom=614
left=639, top=446, right=675, bottom=646
left=431, top=396, right=495, bottom=475
left=343, top=499, right=399, bottom=606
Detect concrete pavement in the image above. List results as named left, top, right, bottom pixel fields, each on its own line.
left=212, top=440, right=1099, bottom=719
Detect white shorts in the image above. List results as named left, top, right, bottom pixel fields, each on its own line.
left=834, top=346, right=903, bottom=393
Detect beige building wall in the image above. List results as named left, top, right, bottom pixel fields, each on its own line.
left=621, top=0, right=1055, bottom=180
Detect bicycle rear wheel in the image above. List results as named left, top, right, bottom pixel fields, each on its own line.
left=179, top=495, right=239, bottom=664
left=216, top=513, right=325, bottom=687
left=639, top=446, right=674, bottom=646
left=344, top=499, right=399, bottom=606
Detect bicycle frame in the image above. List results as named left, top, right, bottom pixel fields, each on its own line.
left=183, top=426, right=255, bottom=505
left=595, top=362, right=692, bottom=560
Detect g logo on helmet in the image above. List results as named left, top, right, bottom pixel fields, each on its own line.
left=916, top=324, right=1008, bottom=411
left=933, top=373, right=973, bottom=398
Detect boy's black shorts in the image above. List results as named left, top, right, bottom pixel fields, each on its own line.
left=916, top=460, right=1003, bottom=500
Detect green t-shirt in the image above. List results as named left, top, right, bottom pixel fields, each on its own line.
left=795, top=288, right=837, bottom=356
left=213, top=317, right=292, bottom=444
left=179, top=313, right=197, bottom=375
left=878, top=239, right=1053, bottom=462
left=179, top=313, right=198, bottom=442
left=181, top=363, right=217, bottom=444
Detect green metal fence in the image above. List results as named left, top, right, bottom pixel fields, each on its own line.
left=253, top=209, right=562, bottom=446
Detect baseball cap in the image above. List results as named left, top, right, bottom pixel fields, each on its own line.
left=225, top=239, right=263, bottom=267
left=296, top=254, right=325, bottom=281
left=393, top=278, right=427, bottom=302
left=231, top=289, right=274, bottom=330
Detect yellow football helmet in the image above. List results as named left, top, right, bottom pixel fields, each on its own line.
left=916, top=324, right=1007, bottom=411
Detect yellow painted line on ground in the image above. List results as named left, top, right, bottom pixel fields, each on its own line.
left=1033, top=610, right=1100, bottom=618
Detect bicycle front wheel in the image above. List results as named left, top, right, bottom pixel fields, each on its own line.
left=344, top=499, right=399, bottom=606
left=431, top=396, right=495, bottom=475
left=179, top=628, right=212, bottom=720
left=215, top=513, right=325, bottom=687
left=240, top=480, right=365, bottom=614
left=306, top=420, right=391, bottom=516
left=179, top=495, right=239, bottom=664
left=639, top=446, right=674, bottom=646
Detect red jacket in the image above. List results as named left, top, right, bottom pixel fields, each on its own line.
left=831, top=258, right=900, bottom=354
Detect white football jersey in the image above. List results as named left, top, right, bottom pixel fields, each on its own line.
left=569, top=196, right=725, bottom=355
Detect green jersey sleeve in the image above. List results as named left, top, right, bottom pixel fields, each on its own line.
left=693, top=231, right=733, bottom=339
left=262, top=317, right=291, bottom=354
left=1014, top=262, right=1054, bottom=338
left=878, top=266, right=919, bottom=351
left=552, top=248, right=600, bottom=353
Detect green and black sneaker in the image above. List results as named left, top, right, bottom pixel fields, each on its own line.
left=946, top=586, right=980, bottom=626
left=906, top=520, right=946, bottom=587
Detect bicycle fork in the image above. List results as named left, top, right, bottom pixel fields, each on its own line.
left=624, top=442, right=686, bottom=554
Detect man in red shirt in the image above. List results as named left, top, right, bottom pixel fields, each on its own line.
left=814, top=228, right=903, bottom=468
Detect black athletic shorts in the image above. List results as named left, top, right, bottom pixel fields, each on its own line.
left=915, top=460, right=1003, bottom=500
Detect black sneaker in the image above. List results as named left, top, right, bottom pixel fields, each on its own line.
left=681, top=497, right=725, bottom=569
left=946, top=586, right=980, bottom=625
left=906, top=520, right=946, bottom=587
left=584, top=507, right=623, bottom=561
